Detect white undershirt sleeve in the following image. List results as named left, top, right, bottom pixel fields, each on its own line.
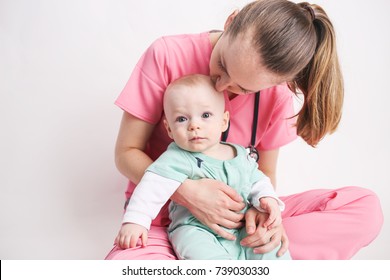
left=122, top=171, right=182, bottom=230
left=248, top=176, right=285, bottom=212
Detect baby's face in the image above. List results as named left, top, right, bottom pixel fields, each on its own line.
left=163, top=80, right=228, bottom=153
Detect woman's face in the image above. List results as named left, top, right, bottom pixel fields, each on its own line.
left=209, top=32, right=285, bottom=96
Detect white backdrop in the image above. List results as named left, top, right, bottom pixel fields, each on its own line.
left=0, top=0, right=389, bottom=259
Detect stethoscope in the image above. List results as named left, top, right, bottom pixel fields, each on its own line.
left=221, top=91, right=260, bottom=162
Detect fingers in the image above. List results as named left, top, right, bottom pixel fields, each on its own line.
left=141, top=232, right=148, bottom=247
left=116, top=234, right=129, bottom=249
left=272, top=216, right=282, bottom=229
left=217, top=183, right=246, bottom=212
left=259, top=198, right=282, bottom=229
left=115, top=224, right=149, bottom=249
left=219, top=183, right=244, bottom=204
left=219, top=220, right=244, bottom=231
left=130, top=235, right=139, bottom=248
left=263, top=210, right=281, bottom=229
left=249, top=225, right=288, bottom=256
left=263, top=213, right=275, bottom=229
left=183, top=179, right=246, bottom=228
left=253, top=232, right=280, bottom=254
left=119, top=234, right=130, bottom=249
left=218, top=211, right=244, bottom=228
left=276, top=240, right=289, bottom=257
left=240, top=226, right=270, bottom=248
left=209, top=224, right=236, bottom=241
left=115, top=232, right=147, bottom=249
left=241, top=210, right=281, bottom=250
left=117, top=234, right=139, bottom=249
left=259, top=197, right=269, bottom=210
left=228, top=200, right=246, bottom=214
left=244, top=208, right=258, bottom=235
left=276, top=230, right=289, bottom=257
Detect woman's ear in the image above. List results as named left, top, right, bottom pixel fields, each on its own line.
left=222, top=111, right=230, bottom=132
left=224, top=9, right=239, bottom=30
left=163, top=118, right=174, bottom=139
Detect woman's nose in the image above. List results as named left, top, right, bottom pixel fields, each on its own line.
left=213, top=75, right=231, bottom=92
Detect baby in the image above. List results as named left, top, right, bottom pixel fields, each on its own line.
left=115, top=74, right=290, bottom=260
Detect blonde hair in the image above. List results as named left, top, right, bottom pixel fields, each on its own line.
left=165, top=74, right=216, bottom=93
left=164, top=74, right=224, bottom=108
left=226, top=0, right=343, bottom=147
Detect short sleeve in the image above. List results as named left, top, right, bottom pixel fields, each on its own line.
left=147, top=143, right=194, bottom=183
left=115, top=38, right=170, bottom=124
left=258, top=85, right=297, bottom=150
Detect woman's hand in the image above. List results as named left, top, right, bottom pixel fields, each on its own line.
left=171, top=178, right=246, bottom=241
left=240, top=207, right=289, bottom=257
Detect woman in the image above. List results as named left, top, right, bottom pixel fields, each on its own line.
left=106, top=0, right=383, bottom=259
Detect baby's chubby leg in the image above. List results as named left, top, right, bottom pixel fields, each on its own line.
left=169, top=225, right=234, bottom=260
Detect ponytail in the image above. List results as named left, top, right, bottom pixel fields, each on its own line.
left=291, top=3, right=344, bottom=147
left=226, top=0, right=344, bottom=147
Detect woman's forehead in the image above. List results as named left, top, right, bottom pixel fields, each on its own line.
left=221, top=34, right=285, bottom=90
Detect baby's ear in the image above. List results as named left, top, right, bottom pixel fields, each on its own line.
left=163, top=118, right=174, bottom=139
left=222, top=111, right=230, bottom=132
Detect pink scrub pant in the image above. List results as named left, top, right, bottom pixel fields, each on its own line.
left=105, top=186, right=383, bottom=260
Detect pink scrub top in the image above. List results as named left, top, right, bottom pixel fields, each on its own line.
left=115, top=32, right=297, bottom=226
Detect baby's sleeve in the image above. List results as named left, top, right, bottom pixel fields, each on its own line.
left=122, top=172, right=181, bottom=230
left=248, top=176, right=285, bottom=212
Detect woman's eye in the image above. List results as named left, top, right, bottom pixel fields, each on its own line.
left=176, top=116, right=187, bottom=122
left=217, top=60, right=226, bottom=72
left=202, top=112, right=211, bottom=118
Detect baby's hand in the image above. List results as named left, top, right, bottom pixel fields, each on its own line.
left=259, top=197, right=282, bottom=229
left=115, top=223, right=148, bottom=249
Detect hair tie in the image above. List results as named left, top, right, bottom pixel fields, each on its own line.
left=303, top=4, right=315, bottom=21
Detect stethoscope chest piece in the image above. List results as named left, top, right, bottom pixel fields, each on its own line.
left=246, top=145, right=259, bottom=162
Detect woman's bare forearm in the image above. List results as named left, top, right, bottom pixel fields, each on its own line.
left=115, top=148, right=153, bottom=184
left=114, top=112, right=155, bottom=184
left=258, top=148, right=279, bottom=188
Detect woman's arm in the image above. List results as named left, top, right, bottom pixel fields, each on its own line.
left=258, top=149, right=279, bottom=188
left=115, top=112, right=155, bottom=184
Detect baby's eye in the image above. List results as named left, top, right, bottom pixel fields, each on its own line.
left=202, top=112, right=211, bottom=118
left=176, top=116, right=187, bottom=122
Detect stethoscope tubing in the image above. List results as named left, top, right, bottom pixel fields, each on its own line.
left=222, top=91, right=260, bottom=162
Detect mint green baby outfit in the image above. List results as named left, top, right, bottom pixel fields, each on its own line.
left=147, top=142, right=291, bottom=260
